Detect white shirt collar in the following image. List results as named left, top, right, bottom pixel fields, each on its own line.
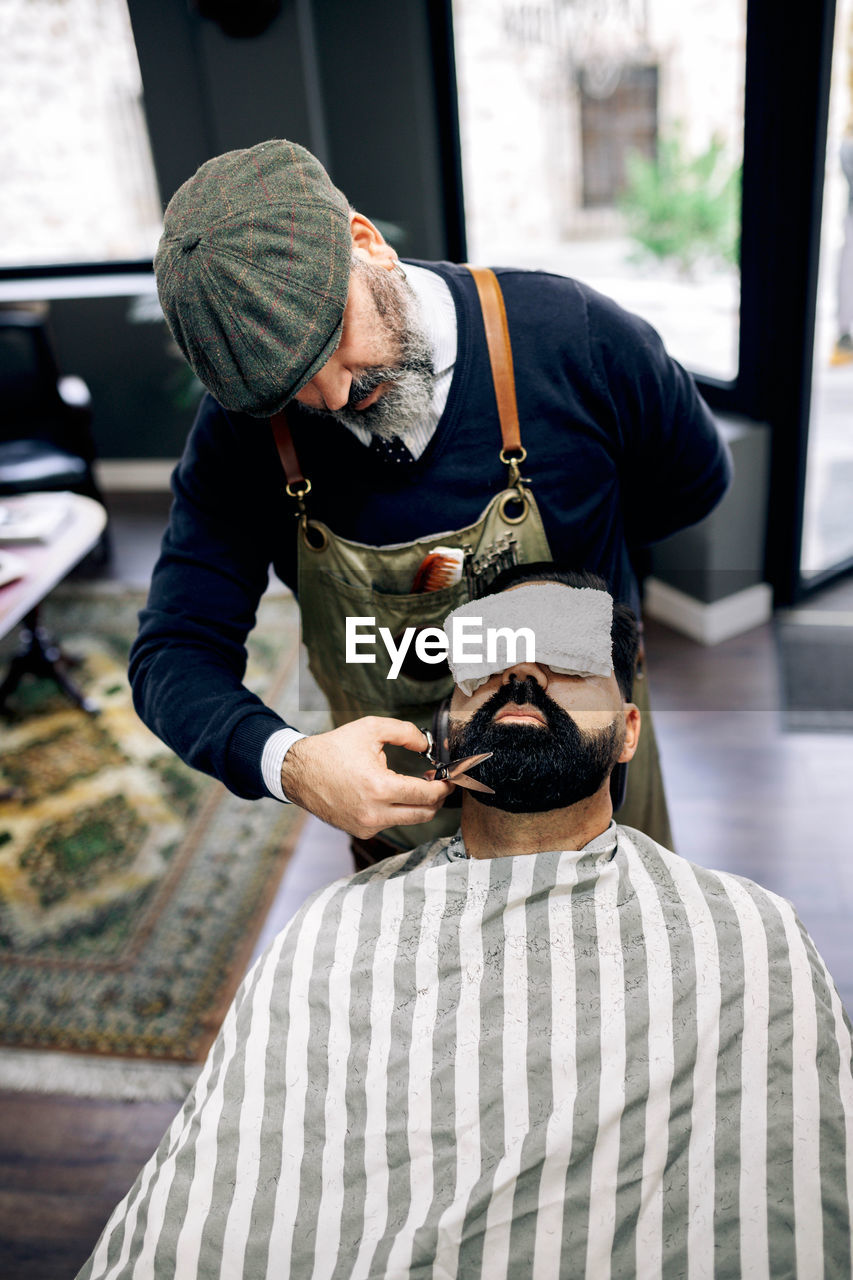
left=406, top=262, right=457, bottom=384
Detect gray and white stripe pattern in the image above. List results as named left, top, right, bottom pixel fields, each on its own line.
left=77, top=825, right=853, bottom=1279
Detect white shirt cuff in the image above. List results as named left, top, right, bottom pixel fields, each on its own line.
left=261, top=728, right=307, bottom=802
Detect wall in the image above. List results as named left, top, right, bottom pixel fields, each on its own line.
left=128, top=0, right=460, bottom=259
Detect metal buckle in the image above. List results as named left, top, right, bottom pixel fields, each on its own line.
left=285, top=477, right=312, bottom=519
left=498, top=445, right=528, bottom=488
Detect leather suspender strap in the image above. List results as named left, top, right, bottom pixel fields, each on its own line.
left=271, top=409, right=312, bottom=514
left=464, top=266, right=523, bottom=456
left=271, top=409, right=304, bottom=487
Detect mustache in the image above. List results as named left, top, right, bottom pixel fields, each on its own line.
left=470, top=676, right=568, bottom=733
left=347, top=366, right=400, bottom=408
left=296, top=365, right=402, bottom=419
left=347, top=354, right=434, bottom=409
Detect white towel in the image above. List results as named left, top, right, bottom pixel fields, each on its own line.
left=443, top=583, right=613, bottom=695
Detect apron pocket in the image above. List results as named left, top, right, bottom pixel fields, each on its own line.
left=302, top=571, right=465, bottom=714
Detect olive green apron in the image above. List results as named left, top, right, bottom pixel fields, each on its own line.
left=272, top=268, right=673, bottom=852
left=296, top=492, right=550, bottom=726
left=296, top=486, right=551, bottom=849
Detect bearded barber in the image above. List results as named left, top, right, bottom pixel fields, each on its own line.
left=131, top=138, right=731, bottom=858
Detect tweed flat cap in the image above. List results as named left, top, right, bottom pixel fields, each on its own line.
left=154, top=139, right=352, bottom=416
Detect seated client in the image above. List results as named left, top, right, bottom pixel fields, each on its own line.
left=78, top=567, right=853, bottom=1279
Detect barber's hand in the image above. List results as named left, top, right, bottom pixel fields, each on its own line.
left=280, top=717, right=454, bottom=838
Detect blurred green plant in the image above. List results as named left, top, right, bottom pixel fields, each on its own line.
left=620, top=131, right=742, bottom=276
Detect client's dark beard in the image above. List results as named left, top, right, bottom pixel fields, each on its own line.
left=300, top=258, right=435, bottom=443
left=448, top=677, right=624, bottom=813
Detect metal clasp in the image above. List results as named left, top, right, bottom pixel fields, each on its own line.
left=285, top=477, right=312, bottom=518
left=497, top=447, right=531, bottom=523
left=498, top=445, right=529, bottom=489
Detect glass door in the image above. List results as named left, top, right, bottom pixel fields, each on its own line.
left=800, top=0, right=853, bottom=583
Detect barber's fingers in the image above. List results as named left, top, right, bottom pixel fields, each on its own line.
left=279, top=718, right=450, bottom=839
left=363, top=716, right=433, bottom=755
left=380, top=771, right=451, bottom=803
left=385, top=805, right=450, bottom=828
left=344, top=785, right=451, bottom=839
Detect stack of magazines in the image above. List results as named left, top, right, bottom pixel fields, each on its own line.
left=0, top=497, right=71, bottom=545
left=0, top=495, right=73, bottom=588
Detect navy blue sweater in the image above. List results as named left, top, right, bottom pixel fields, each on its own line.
left=130, top=264, right=732, bottom=799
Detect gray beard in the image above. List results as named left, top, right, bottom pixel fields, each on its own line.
left=300, top=261, right=436, bottom=445
left=328, top=361, right=435, bottom=442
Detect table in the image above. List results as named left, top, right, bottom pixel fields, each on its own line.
left=0, top=492, right=108, bottom=712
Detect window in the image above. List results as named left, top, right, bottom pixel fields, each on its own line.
left=579, top=63, right=658, bottom=209
left=451, top=0, right=745, bottom=382
left=0, top=0, right=162, bottom=269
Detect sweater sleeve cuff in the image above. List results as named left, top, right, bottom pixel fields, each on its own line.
left=261, top=728, right=307, bottom=802
left=226, top=712, right=291, bottom=799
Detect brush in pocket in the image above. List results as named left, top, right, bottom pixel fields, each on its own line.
left=410, top=545, right=465, bottom=593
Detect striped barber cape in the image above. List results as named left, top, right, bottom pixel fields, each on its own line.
left=78, top=824, right=853, bottom=1280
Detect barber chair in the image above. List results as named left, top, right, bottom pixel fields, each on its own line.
left=0, top=307, right=107, bottom=517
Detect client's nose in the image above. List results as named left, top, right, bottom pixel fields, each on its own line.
left=501, top=663, right=548, bottom=690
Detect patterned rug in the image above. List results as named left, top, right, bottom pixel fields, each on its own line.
left=0, top=586, right=318, bottom=1098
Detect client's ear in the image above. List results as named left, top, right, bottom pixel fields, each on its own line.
left=618, top=703, right=641, bottom=763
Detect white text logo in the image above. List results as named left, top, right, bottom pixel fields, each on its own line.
left=345, top=616, right=536, bottom=679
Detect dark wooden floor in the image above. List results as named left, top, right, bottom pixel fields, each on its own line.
left=1, top=500, right=851, bottom=1277
left=0, top=1093, right=180, bottom=1279
left=645, top=589, right=853, bottom=1016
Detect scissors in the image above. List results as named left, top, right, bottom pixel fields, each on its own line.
left=419, top=729, right=495, bottom=794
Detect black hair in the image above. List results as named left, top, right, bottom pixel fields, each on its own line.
left=486, top=562, right=639, bottom=701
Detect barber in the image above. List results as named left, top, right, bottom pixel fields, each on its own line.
left=131, top=138, right=732, bottom=858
